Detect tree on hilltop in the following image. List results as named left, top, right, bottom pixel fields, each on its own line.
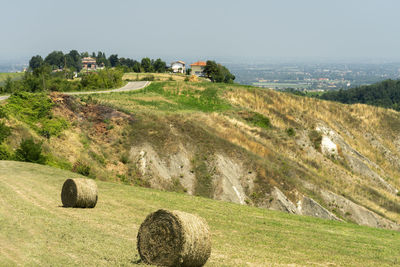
left=65, top=50, right=82, bottom=71
left=44, top=51, right=65, bottom=69
left=96, top=51, right=109, bottom=67
left=153, top=58, right=166, bottom=73
left=204, top=60, right=235, bottom=83
left=141, top=57, right=153, bottom=73
left=29, top=55, right=43, bottom=71
left=109, top=54, right=119, bottom=67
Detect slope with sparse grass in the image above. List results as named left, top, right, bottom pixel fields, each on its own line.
left=0, top=161, right=399, bottom=266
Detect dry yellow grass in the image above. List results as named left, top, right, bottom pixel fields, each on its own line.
left=223, top=87, right=400, bottom=222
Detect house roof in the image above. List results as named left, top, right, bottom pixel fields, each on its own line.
left=172, top=60, right=185, bottom=65
left=82, top=57, right=97, bottom=63
left=190, top=61, right=206, bottom=67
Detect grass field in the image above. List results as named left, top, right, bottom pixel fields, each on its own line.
left=0, top=161, right=399, bottom=266
left=0, top=72, right=24, bottom=85
left=92, top=81, right=233, bottom=113
left=123, top=72, right=188, bottom=81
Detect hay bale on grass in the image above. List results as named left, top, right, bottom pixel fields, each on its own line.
left=137, top=209, right=211, bottom=267
left=61, top=178, right=98, bottom=208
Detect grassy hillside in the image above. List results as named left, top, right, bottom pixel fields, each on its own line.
left=1, top=80, right=399, bottom=229
left=91, top=81, right=400, bottom=223
left=0, top=161, right=399, bottom=266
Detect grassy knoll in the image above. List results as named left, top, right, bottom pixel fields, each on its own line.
left=92, top=81, right=234, bottom=113
left=0, top=161, right=399, bottom=266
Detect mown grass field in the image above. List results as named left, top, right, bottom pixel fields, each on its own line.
left=0, top=161, right=399, bottom=266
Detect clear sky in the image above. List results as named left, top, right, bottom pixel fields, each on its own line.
left=1, top=0, right=400, bottom=63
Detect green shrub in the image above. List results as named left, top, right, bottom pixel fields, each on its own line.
left=286, top=127, right=296, bottom=137
left=120, top=153, right=129, bottom=164
left=15, top=138, right=46, bottom=164
left=5, top=92, right=68, bottom=138
left=0, top=121, right=11, bottom=143
left=72, top=160, right=91, bottom=176
left=141, top=75, right=155, bottom=81
left=6, top=92, right=53, bottom=121
left=192, top=156, right=213, bottom=198
left=40, top=118, right=69, bottom=138
left=0, top=107, right=7, bottom=119
left=0, top=145, right=11, bottom=160
left=80, top=69, right=123, bottom=90
left=241, top=111, right=271, bottom=129
left=309, top=130, right=323, bottom=151
left=169, top=177, right=187, bottom=193
left=89, top=150, right=106, bottom=165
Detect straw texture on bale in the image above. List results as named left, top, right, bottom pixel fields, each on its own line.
left=61, top=178, right=98, bottom=208
left=137, top=209, right=211, bottom=267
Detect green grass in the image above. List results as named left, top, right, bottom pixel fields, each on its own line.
left=4, top=92, right=69, bottom=138
left=92, top=81, right=232, bottom=113
left=0, top=72, right=24, bottom=85
left=0, top=161, right=399, bottom=266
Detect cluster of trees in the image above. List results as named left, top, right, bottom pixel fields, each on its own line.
left=110, top=55, right=167, bottom=73
left=0, top=66, right=123, bottom=93
left=203, top=61, right=235, bottom=83
left=30, top=50, right=82, bottom=72
left=29, top=50, right=167, bottom=74
left=319, top=79, right=400, bottom=111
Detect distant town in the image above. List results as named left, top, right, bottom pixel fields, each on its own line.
left=228, top=62, right=400, bottom=91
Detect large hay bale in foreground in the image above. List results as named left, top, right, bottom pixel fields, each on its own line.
left=61, top=178, right=98, bottom=208
left=137, top=209, right=211, bottom=267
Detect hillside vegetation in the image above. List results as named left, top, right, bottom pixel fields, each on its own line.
left=0, top=72, right=24, bottom=86
left=1, top=78, right=400, bottom=231
left=1, top=161, right=399, bottom=266
left=320, top=79, right=400, bottom=111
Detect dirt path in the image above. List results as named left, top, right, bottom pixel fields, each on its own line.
left=0, top=81, right=150, bottom=100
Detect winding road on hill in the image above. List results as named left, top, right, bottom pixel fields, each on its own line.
left=0, top=81, right=151, bottom=101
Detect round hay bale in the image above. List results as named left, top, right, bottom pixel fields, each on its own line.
left=137, top=209, right=211, bottom=267
left=61, top=178, right=98, bottom=208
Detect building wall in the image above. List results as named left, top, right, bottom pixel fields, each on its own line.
left=172, top=63, right=185, bottom=73
left=192, top=65, right=205, bottom=76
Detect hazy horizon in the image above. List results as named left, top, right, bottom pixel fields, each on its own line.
left=1, top=0, right=400, bottom=64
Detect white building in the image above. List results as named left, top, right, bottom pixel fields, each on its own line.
left=171, top=61, right=186, bottom=73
